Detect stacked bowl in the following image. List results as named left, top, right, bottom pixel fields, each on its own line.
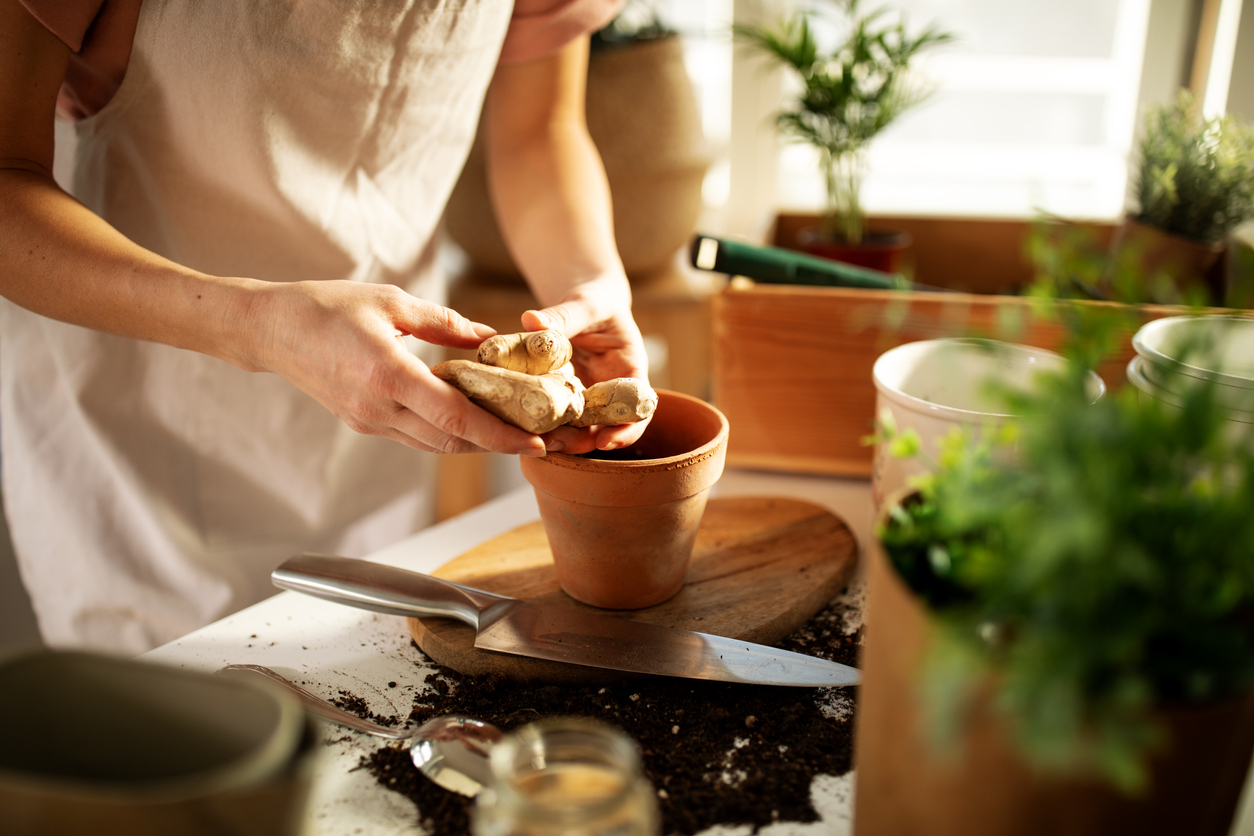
left=1128, top=316, right=1254, bottom=436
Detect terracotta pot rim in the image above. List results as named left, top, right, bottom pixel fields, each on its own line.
left=798, top=226, right=913, bottom=251
left=538, top=391, right=729, bottom=475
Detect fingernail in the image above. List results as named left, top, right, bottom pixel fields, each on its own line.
left=545, top=440, right=565, bottom=453
left=520, top=446, right=547, bottom=458
left=526, top=310, right=550, bottom=328
left=471, top=322, right=496, bottom=339
left=599, top=441, right=619, bottom=452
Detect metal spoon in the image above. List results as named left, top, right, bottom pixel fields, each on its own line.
left=218, top=663, right=500, bottom=796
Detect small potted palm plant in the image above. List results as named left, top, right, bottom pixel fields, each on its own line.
left=735, top=0, right=952, bottom=272
left=856, top=281, right=1254, bottom=833
left=1111, top=90, right=1254, bottom=306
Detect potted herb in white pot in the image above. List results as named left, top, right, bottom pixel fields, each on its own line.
left=734, top=0, right=952, bottom=273
left=1110, top=91, right=1254, bottom=306
left=856, top=303, right=1254, bottom=835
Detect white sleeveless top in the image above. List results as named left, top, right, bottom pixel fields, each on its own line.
left=1, top=0, right=571, bottom=652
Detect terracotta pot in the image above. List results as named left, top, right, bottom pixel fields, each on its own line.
left=519, top=390, right=728, bottom=609
left=446, top=35, right=712, bottom=281
left=854, top=490, right=1254, bottom=836
left=1107, top=218, right=1226, bottom=304
left=797, top=227, right=911, bottom=274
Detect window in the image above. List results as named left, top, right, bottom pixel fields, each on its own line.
left=651, top=0, right=1247, bottom=237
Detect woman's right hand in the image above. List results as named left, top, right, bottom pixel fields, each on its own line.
left=238, top=279, right=548, bottom=457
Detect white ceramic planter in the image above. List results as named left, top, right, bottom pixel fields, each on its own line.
left=871, top=339, right=1105, bottom=510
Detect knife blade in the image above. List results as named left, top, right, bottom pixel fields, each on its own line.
left=272, top=554, right=859, bottom=688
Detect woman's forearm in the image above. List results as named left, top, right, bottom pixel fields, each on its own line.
left=0, top=167, right=264, bottom=369
left=484, top=36, right=629, bottom=310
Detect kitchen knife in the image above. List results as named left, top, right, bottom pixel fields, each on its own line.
left=272, top=554, right=859, bottom=688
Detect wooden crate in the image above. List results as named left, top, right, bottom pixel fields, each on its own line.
left=713, top=283, right=1179, bottom=477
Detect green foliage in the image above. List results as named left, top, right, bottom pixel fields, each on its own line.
left=1024, top=216, right=1222, bottom=307
left=877, top=291, right=1254, bottom=791
left=734, top=1, right=952, bottom=244
left=1132, top=91, right=1254, bottom=244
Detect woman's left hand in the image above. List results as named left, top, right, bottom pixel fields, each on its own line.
left=520, top=274, right=651, bottom=455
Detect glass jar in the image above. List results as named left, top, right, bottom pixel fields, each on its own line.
left=472, top=718, right=660, bottom=836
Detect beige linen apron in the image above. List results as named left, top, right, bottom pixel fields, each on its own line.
left=0, top=0, right=513, bottom=652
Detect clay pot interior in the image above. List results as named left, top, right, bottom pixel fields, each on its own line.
left=519, top=390, right=729, bottom=610
left=578, top=394, right=724, bottom=463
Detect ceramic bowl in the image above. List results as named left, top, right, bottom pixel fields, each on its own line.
left=871, top=339, right=1105, bottom=510
left=0, top=650, right=317, bottom=836
left=1132, top=315, right=1254, bottom=413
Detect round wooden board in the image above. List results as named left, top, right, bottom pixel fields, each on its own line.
left=408, top=496, right=859, bottom=684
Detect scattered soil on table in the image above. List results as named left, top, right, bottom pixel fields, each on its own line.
left=363, top=595, right=861, bottom=836
left=331, top=690, right=401, bottom=727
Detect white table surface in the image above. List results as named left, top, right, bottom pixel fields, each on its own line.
left=142, top=468, right=1254, bottom=836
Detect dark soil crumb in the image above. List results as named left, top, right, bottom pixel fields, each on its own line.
left=331, top=690, right=401, bottom=727
left=361, top=597, right=861, bottom=836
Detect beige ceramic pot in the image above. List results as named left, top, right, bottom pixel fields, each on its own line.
left=519, top=390, right=728, bottom=609
left=0, top=650, right=317, bottom=836
left=854, top=490, right=1254, bottom=836
left=446, top=35, right=712, bottom=281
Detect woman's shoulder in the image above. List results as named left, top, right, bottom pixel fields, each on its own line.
left=19, top=0, right=141, bottom=120
left=499, top=0, right=624, bottom=65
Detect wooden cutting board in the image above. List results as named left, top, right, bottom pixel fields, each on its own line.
left=408, top=496, right=859, bottom=684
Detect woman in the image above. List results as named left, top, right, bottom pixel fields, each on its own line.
left=0, top=0, right=649, bottom=652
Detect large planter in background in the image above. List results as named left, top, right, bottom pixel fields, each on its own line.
left=446, top=35, right=712, bottom=281
left=853, top=491, right=1254, bottom=836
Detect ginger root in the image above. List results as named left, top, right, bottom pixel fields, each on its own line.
left=477, top=329, right=572, bottom=375
left=431, top=360, right=583, bottom=435
left=436, top=331, right=657, bottom=436
left=568, top=379, right=658, bottom=428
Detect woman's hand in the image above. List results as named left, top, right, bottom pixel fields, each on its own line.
left=243, top=279, right=548, bottom=456
left=522, top=274, right=652, bottom=455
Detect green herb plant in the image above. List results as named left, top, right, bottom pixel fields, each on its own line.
left=1133, top=90, right=1254, bottom=244
left=734, top=1, right=952, bottom=245
left=875, top=254, right=1254, bottom=792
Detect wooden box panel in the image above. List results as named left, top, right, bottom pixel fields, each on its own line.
left=769, top=212, right=1117, bottom=295
left=712, top=283, right=1176, bottom=477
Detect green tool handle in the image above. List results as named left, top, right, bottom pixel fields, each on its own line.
left=690, top=234, right=922, bottom=291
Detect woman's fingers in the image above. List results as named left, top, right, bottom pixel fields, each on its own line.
left=387, top=358, right=547, bottom=456
left=250, top=280, right=549, bottom=456
left=394, top=294, right=496, bottom=348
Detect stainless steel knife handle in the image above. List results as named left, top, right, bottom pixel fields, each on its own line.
left=272, top=553, right=512, bottom=629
